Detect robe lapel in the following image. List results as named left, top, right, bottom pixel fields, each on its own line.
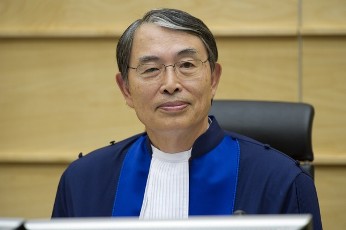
left=189, top=136, right=240, bottom=215
left=112, top=136, right=151, bottom=216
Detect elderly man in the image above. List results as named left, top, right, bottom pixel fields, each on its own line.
left=52, top=8, right=322, bottom=229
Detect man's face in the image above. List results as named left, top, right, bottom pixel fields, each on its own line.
left=117, top=23, right=221, bottom=135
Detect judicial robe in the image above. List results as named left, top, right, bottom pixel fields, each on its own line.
left=52, top=116, right=322, bottom=229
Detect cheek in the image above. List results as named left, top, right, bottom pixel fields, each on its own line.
left=131, top=86, right=144, bottom=102
left=191, top=77, right=213, bottom=98
left=130, top=84, right=153, bottom=108
left=129, top=84, right=158, bottom=125
left=194, top=78, right=214, bottom=111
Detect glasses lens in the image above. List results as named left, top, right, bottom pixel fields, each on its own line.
left=176, top=60, right=201, bottom=78
left=137, top=63, right=162, bottom=79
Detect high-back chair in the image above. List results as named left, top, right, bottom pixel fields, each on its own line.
left=209, top=100, right=315, bottom=179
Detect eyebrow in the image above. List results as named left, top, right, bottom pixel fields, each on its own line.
left=176, top=48, right=199, bottom=57
left=138, top=56, right=160, bottom=63
left=137, top=48, right=200, bottom=64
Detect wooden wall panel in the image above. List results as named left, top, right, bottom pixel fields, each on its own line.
left=302, top=0, right=346, bottom=34
left=0, top=0, right=299, bottom=162
left=0, top=38, right=143, bottom=162
left=0, top=37, right=300, bottom=162
left=314, top=166, right=346, bottom=229
left=0, top=0, right=298, bottom=37
left=302, top=37, right=346, bottom=161
left=216, top=37, right=298, bottom=101
left=0, top=163, right=66, bottom=218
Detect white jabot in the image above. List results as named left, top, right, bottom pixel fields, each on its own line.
left=139, top=145, right=191, bottom=219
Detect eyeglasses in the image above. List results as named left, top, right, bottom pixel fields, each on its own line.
left=128, top=58, right=209, bottom=81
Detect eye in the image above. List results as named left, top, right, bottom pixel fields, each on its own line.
left=178, top=60, right=197, bottom=69
left=138, top=64, right=161, bottom=76
left=142, top=67, right=160, bottom=74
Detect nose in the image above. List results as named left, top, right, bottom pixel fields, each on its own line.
left=159, top=65, right=182, bottom=95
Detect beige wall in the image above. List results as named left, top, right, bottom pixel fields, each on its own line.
left=1, top=0, right=346, bottom=229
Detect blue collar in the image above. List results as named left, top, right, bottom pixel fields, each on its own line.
left=112, top=116, right=240, bottom=216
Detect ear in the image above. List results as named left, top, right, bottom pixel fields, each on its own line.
left=115, top=73, right=134, bottom=108
left=210, top=63, right=222, bottom=98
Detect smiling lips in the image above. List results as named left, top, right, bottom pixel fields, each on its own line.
left=158, top=101, right=189, bottom=112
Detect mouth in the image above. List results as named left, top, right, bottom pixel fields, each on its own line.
left=157, top=101, right=189, bottom=112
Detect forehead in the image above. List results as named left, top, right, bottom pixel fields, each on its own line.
left=130, top=23, right=207, bottom=62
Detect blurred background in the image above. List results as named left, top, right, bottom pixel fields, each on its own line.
left=0, top=0, right=345, bottom=229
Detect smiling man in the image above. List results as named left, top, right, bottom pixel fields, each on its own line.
left=52, top=8, right=322, bottom=229
left=117, top=22, right=220, bottom=154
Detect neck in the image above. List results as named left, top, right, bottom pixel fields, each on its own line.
left=146, top=117, right=209, bottom=153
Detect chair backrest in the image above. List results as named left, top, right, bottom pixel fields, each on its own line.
left=209, top=100, right=315, bottom=178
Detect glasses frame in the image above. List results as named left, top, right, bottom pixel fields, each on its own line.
left=128, top=58, right=209, bottom=80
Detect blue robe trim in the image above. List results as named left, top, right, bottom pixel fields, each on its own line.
left=189, top=136, right=240, bottom=215
left=112, top=136, right=151, bottom=216
left=112, top=133, right=240, bottom=217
